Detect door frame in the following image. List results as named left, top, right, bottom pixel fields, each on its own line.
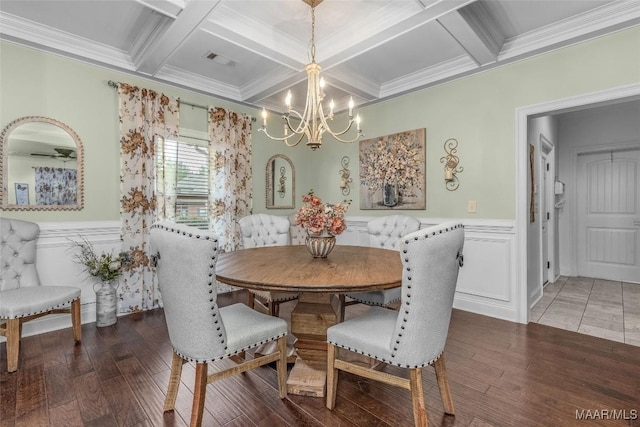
left=539, top=135, right=554, bottom=286
left=515, top=83, right=640, bottom=323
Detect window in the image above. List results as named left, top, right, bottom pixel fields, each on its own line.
left=157, top=137, right=209, bottom=229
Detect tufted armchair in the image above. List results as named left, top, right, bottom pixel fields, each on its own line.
left=344, top=215, right=421, bottom=312
left=150, top=221, right=288, bottom=427
left=288, top=213, right=306, bottom=245
left=0, top=218, right=81, bottom=373
left=238, top=214, right=298, bottom=317
left=327, top=222, right=464, bottom=427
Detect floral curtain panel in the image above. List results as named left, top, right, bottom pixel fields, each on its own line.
left=155, top=136, right=177, bottom=221
left=34, top=167, right=77, bottom=205
left=208, top=107, right=252, bottom=257
left=118, top=83, right=179, bottom=313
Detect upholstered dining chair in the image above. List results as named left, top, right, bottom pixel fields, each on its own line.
left=0, top=218, right=82, bottom=373
left=342, top=215, right=421, bottom=317
left=327, top=222, right=465, bottom=427
left=288, top=213, right=306, bottom=245
left=238, top=214, right=298, bottom=317
left=150, top=221, right=288, bottom=427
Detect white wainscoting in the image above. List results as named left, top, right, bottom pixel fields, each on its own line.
left=338, top=217, right=518, bottom=322
left=3, top=221, right=122, bottom=341
left=8, top=217, right=518, bottom=342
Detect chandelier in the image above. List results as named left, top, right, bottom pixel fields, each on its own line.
left=259, top=1, right=363, bottom=150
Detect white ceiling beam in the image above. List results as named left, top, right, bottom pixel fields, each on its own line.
left=199, top=21, right=305, bottom=70
left=134, top=0, right=186, bottom=19
left=134, top=1, right=222, bottom=75
left=437, top=7, right=502, bottom=66
left=319, top=0, right=475, bottom=70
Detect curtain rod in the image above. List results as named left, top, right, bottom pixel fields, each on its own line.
left=107, top=80, right=256, bottom=121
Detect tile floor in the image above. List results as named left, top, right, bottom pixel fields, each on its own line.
left=530, top=276, right=640, bottom=346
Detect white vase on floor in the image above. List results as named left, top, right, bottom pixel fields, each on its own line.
left=93, top=281, right=118, bottom=327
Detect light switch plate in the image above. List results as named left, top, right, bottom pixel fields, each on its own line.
left=468, top=200, right=477, bottom=213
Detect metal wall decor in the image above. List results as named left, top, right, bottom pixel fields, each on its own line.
left=338, top=156, right=352, bottom=196
left=277, top=166, right=286, bottom=197
left=440, top=138, right=463, bottom=191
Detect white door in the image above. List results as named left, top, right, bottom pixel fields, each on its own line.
left=577, top=148, right=640, bottom=282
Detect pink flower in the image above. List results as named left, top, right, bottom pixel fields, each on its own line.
left=296, top=192, right=350, bottom=236
left=328, top=217, right=346, bottom=235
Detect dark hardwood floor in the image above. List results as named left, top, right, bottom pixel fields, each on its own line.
left=2, top=290, right=639, bottom=427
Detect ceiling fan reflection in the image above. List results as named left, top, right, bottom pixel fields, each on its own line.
left=30, top=147, right=77, bottom=159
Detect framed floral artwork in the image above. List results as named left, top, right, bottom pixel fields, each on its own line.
left=359, top=128, right=426, bottom=210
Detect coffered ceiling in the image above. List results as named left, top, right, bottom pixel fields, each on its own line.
left=1, top=0, right=638, bottom=113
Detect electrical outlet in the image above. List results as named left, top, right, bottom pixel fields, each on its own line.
left=468, top=200, right=477, bottom=213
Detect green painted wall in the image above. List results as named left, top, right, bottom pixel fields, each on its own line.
left=296, top=26, right=640, bottom=219
left=1, top=26, right=639, bottom=222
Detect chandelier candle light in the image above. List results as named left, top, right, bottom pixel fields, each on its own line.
left=259, top=0, right=363, bottom=150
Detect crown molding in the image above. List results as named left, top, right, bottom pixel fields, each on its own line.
left=155, top=64, right=242, bottom=100
left=499, top=1, right=640, bottom=61
left=379, top=55, right=475, bottom=99
left=0, top=12, right=133, bottom=70
left=240, top=68, right=302, bottom=104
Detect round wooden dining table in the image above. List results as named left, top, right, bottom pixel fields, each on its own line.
left=216, top=245, right=402, bottom=397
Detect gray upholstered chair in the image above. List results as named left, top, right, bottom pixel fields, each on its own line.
left=327, top=222, right=465, bottom=427
left=0, top=218, right=81, bottom=373
left=238, top=214, right=298, bottom=316
left=150, top=221, right=288, bottom=427
left=343, top=215, right=421, bottom=312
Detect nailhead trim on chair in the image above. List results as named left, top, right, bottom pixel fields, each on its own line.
left=152, top=222, right=286, bottom=365
left=330, top=223, right=463, bottom=369
left=384, top=223, right=463, bottom=364
left=0, top=296, right=80, bottom=320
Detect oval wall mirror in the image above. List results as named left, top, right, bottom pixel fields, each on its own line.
left=1, top=116, right=84, bottom=211
left=266, top=154, right=295, bottom=209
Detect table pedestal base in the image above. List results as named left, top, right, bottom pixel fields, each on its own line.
left=287, top=292, right=340, bottom=397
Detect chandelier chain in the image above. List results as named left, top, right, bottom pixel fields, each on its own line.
left=310, top=6, right=316, bottom=62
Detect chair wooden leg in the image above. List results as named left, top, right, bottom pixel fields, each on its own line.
left=409, top=368, right=428, bottom=427
left=71, top=298, right=82, bottom=342
left=326, top=343, right=338, bottom=409
left=164, top=351, right=185, bottom=412
left=338, top=294, right=345, bottom=323
left=268, top=301, right=278, bottom=317
left=190, top=362, right=208, bottom=427
left=433, top=354, right=455, bottom=415
left=6, top=318, right=21, bottom=373
left=247, top=291, right=255, bottom=309
left=276, top=336, right=287, bottom=398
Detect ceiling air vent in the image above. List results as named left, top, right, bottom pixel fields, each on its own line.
left=205, top=51, right=235, bottom=66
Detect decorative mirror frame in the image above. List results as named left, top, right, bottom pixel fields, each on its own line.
left=265, top=154, right=295, bottom=209
left=1, top=116, right=84, bottom=211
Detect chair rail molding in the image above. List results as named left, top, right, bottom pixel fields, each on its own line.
left=7, top=217, right=520, bottom=341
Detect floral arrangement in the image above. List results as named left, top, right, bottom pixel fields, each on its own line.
left=295, top=191, right=350, bottom=236
left=70, top=237, right=132, bottom=282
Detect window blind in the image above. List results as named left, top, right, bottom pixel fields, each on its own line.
left=160, top=138, right=209, bottom=229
